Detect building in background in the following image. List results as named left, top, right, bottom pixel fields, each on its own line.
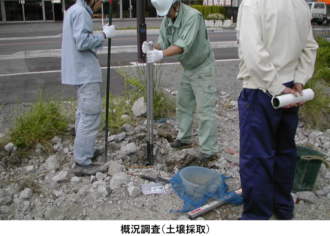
left=0, top=0, right=179, bottom=22
left=203, top=0, right=241, bottom=7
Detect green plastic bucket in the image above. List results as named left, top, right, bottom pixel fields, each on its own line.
left=292, top=145, right=329, bottom=192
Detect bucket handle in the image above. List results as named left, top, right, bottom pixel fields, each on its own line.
left=301, top=155, right=330, bottom=169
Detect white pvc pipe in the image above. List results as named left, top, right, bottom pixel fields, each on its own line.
left=271, top=88, right=315, bottom=109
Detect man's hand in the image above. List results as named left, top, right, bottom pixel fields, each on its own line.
left=281, top=83, right=305, bottom=108
left=146, top=49, right=164, bottom=63
left=142, top=41, right=153, bottom=54
left=103, top=25, right=116, bottom=39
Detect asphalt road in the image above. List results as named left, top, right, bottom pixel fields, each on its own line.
left=0, top=31, right=237, bottom=56
left=0, top=23, right=329, bottom=104
left=0, top=47, right=239, bottom=104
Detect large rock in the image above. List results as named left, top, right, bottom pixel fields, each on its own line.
left=107, top=161, right=125, bottom=176
left=24, top=165, right=35, bottom=173
left=44, top=155, right=61, bottom=171
left=4, top=142, right=17, bottom=154
left=296, top=191, right=318, bottom=204
left=70, top=176, right=81, bottom=184
left=109, top=172, right=129, bottom=189
left=132, top=97, right=147, bottom=117
left=0, top=206, right=11, bottom=214
left=51, top=136, right=62, bottom=144
left=52, top=171, right=71, bottom=183
left=127, top=186, right=141, bottom=198
left=91, top=181, right=111, bottom=197
left=0, top=196, right=12, bottom=205
left=323, top=185, right=330, bottom=193
left=109, top=132, right=126, bottom=142
left=165, top=149, right=208, bottom=172
left=95, top=172, right=107, bottom=181
left=158, top=128, right=175, bottom=139
left=121, top=143, right=138, bottom=155
left=19, top=188, right=33, bottom=200
left=122, top=124, right=134, bottom=133
left=316, top=189, right=328, bottom=196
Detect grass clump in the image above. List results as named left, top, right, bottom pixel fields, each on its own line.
left=298, top=36, right=330, bottom=130
left=102, top=93, right=132, bottom=134
left=120, top=63, right=176, bottom=120
left=9, top=90, right=68, bottom=150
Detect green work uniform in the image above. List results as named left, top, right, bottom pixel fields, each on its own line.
left=157, top=4, right=218, bottom=155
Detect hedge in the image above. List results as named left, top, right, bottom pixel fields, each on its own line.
left=190, top=5, right=226, bottom=19
left=191, top=5, right=204, bottom=16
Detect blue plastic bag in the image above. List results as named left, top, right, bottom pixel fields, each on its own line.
left=169, top=166, right=242, bottom=213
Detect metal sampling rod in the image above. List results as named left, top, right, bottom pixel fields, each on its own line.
left=146, top=42, right=154, bottom=166
left=104, top=0, right=113, bottom=163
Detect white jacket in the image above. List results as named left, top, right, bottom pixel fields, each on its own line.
left=236, top=0, right=318, bottom=96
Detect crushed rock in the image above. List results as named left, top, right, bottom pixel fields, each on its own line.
left=0, top=93, right=330, bottom=220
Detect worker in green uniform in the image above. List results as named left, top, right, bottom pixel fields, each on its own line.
left=142, top=0, right=218, bottom=162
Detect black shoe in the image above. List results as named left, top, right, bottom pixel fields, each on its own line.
left=91, top=148, right=104, bottom=162
left=223, top=218, right=241, bottom=222
left=200, top=153, right=219, bottom=163
left=273, top=213, right=294, bottom=220
left=170, top=140, right=193, bottom=149
left=74, top=163, right=108, bottom=177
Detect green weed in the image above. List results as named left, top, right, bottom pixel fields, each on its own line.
left=299, top=78, right=330, bottom=130
left=120, top=63, right=176, bottom=120
left=102, top=63, right=176, bottom=135
left=298, top=37, right=330, bottom=130
left=9, top=90, right=68, bottom=150
left=101, top=93, right=132, bottom=134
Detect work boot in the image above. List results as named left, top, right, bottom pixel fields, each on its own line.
left=91, top=148, right=104, bottom=163
left=74, top=163, right=107, bottom=177
left=170, top=140, right=193, bottom=149
left=200, top=153, right=219, bottom=163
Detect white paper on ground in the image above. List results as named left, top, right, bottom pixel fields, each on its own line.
left=142, top=183, right=171, bottom=195
left=271, top=88, right=314, bottom=109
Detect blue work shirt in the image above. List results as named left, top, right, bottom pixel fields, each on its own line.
left=61, top=0, right=104, bottom=85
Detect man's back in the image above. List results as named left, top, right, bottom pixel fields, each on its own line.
left=61, top=0, right=103, bottom=85
left=237, top=0, right=318, bottom=96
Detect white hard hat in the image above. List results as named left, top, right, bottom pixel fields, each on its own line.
left=151, top=0, right=179, bottom=16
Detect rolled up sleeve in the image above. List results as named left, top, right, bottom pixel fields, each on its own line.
left=72, top=12, right=104, bottom=51
left=239, top=6, right=285, bottom=96
left=173, top=14, right=201, bottom=54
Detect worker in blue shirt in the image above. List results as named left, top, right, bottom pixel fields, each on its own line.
left=61, top=0, right=115, bottom=176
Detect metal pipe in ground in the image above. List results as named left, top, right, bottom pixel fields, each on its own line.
left=146, top=42, right=154, bottom=166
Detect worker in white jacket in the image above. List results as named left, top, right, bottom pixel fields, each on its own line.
left=236, top=0, right=318, bottom=220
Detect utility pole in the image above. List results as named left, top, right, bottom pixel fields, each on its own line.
left=137, top=0, right=146, bottom=63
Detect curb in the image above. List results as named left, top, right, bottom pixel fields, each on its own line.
left=0, top=41, right=238, bottom=60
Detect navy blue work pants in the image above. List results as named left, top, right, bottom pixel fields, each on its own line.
left=238, top=83, right=299, bottom=220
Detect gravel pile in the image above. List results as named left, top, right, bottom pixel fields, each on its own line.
left=0, top=90, right=330, bottom=221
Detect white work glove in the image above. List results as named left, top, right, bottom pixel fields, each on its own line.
left=103, top=24, right=116, bottom=39
left=146, top=49, right=164, bottom=63
left=142, top=41, right=153, bottom=53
